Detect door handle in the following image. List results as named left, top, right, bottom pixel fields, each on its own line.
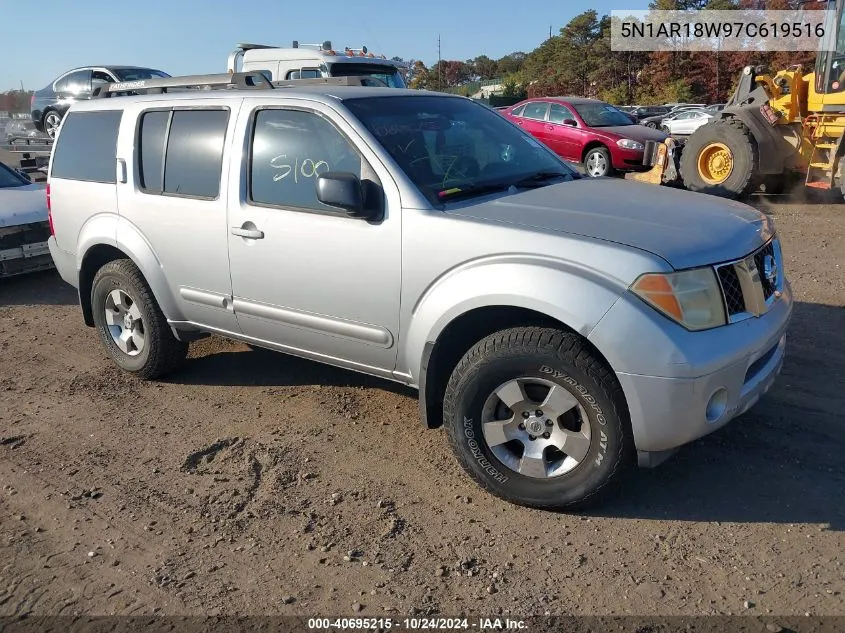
left=545, top=125, right=555, bottom=131
left=231, top=225, right=264, bottom=239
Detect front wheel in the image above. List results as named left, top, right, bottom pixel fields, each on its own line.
left=442, top=327, right=634, bottom=509
left=91, top=259, right=188, bottom=380
left=583, top=146, right=613, bottom=177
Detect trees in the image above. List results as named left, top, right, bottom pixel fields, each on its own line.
left=403, top=0, right=824, bottom=104
left=0, top=90, right=33, bottom=113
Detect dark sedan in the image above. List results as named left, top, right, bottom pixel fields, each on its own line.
left=31, top=65, right=170, bottom=138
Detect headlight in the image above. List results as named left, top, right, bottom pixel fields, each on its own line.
left=630, top=268, right=726, bottom=331
left=617, top=138, right=644, bottom=150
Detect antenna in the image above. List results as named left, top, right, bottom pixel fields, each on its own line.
left=437, top=33, right=442, bottom=90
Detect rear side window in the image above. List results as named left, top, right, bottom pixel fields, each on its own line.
left=522, top=102, right=549, bottom=121
left=137, top=108, right=229, bottom=199
left=51, top=110, right=122, bottom=183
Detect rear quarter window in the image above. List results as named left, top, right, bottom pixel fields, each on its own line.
left=50, top=110, right=122, bottom=183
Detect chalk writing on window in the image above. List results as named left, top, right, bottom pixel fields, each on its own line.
left=270, top=155, right=330, bottom=183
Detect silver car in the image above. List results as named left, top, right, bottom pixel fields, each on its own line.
left=661, top=108, right=715, bottom=135
left=0, top=159, right=53, bottom=277
left=46, top=73, right=792, bottom=509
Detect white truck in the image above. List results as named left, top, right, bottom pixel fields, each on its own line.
left=226, top=41, right=409, bottom=88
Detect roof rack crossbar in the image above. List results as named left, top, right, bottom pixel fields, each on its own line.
left=94, top=72, right=274, bottom=98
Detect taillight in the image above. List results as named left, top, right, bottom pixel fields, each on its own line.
left=46, top=183, right=54, bottom=236
left=31, top=94, right=35, bottom=107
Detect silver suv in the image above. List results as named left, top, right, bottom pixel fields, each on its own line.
left=46, top=73, right=793, bottom=509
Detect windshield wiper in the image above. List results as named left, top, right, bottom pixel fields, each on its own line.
left=436, top=172, right=577, bottom=204
left=511, top=171, right=578, bottom=188
left=436, top=182, right=515, bottom=202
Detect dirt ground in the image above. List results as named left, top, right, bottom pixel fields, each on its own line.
left=1, top=149, right=843, bottom=619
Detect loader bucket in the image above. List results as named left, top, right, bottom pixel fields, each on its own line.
left=624, top=137, right=685, bottom=187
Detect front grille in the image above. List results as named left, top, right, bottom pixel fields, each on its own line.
left=717, top=265, right=746, bottom=315
left=714, top=237, right=782, bottom=323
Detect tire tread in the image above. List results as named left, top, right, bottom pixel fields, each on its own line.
left=679, top=117, right=757, bottom=198
left=92, top=259, right=188, bottom=380
left=442, top=326, right=633, bottom=510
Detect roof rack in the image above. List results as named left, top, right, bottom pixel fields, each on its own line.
left=270, top=76, right=386, bottom=88
left=94, top=71, right=273, bottom=98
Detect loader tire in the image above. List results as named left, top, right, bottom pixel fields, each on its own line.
left=680, top=118, right=757, bottom=199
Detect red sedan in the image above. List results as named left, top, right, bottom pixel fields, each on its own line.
left=499, top=97, right=669, bottom=178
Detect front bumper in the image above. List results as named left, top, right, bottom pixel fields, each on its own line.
left=0, top=223, right=55, bottom=278
left=588, top=279, right=793, bottom=455
left=612, top=146, right=646, bottom=170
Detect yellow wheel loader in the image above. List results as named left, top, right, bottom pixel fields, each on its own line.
left=628, top=0, right=845, bottom=200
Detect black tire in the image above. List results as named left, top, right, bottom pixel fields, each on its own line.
left=91, top=259, right=188, bottom=380
left=583, top=146, right=614, bottom=178
left=645, top=121, right=657, bottom=129
left=679, top=118, right=757, bottom=198
left=442, top=327, right=634, bottom=510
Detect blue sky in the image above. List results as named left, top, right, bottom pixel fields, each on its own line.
left=2, top=0, right=649, bottom=91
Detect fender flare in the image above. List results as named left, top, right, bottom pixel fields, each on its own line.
left=77, top=214, right=185, bottom=324
left=400, top=259, right=628, bottom=386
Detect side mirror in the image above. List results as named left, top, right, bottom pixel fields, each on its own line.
left=316, top=172, right=368, bottom=217
left=562, top=119, right=577, bottom=127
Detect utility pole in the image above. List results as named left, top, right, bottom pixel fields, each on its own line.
left=549, top=25, right=552, bottom=40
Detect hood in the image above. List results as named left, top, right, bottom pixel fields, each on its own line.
left=0, top=183, right=49, bottom=228
left=594, top=125, right=668, bottom=143
left=451, top=178, right=771, bottom=270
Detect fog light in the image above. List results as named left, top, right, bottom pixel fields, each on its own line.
left=705, top=388, right=728, bottom=423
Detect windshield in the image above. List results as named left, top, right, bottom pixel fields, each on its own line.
left=0, top=162, right=29, bottom=188
left=329, top=63, right=407, bottom=88
left=112, top=68, right=171, bottom=81
left=572, top=102, right=634, bottom=127
left=343, top=95, right=577, bottom=206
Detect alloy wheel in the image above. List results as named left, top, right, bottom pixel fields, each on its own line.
left=480, top=377, right=592, bottom=479
left=104, top=289, right=146, bottom=356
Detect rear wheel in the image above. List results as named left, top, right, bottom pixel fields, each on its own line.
left=91, top=259, right=188, bottom=379
left=442, top=327, right=634, bottom=509
left=43, top=111, right=62, bottom=139
left=680, top=118, right=757, bottom=198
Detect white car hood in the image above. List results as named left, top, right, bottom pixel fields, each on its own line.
left=0, top=183, right=48, bottom=228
